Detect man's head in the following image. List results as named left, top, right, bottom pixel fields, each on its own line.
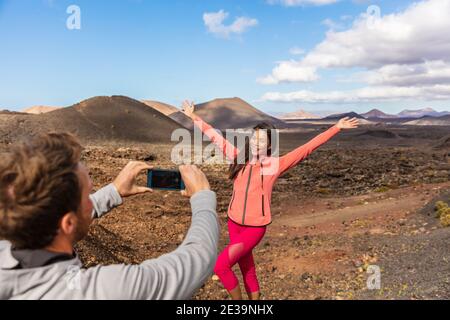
left=0, top=132, right=94, bottom=251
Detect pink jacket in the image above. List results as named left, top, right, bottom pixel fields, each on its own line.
left=192, top=114, right=341, bottom=227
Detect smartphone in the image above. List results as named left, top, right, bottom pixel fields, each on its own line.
left=147, top=169, right=185, bottom=191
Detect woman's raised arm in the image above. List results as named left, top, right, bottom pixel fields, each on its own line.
left=182, top=100, right=238, bottom=161
left=277, top=117, right=359, bottom=175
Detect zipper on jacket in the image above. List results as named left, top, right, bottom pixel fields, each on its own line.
left=261, top=195, right=265, bottom=217
left=242, top=164, right=253, bottom=225
left=229, top=191, right=236, bottom=211
left=261, top=166, right=265, bottom=217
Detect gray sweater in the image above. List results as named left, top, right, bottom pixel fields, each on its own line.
left=0, top=184, right=220, bottom=300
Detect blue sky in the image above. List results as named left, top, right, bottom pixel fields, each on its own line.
left=1, top=0, right=449, bottom=115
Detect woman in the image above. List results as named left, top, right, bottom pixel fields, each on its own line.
left=182, top=101, right=359, bottom=300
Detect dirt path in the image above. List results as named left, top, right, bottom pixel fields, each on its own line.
left=65, top=145, right=449, bottom=300
left=253, top=181, right=450, bottom=300
left=273, top=181, right=450, bottom=235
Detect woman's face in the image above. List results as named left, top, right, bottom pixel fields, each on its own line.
left=250, top=129, right=270, bottom=157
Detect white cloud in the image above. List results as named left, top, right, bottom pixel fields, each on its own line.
left=262, top=85, right=450, bottom=104
left=363, top=61, right=450, bottom=87
left=203, top=10, right=258, bottom=39
left=289, top=47, right=305, bottom=55
left=321, top=18, right=344, bottom=31
left=321, top=14, right=354, bottom=31
left=257, top=61, right=318, bottom=84
left=260, top=0, right=450, bottom=103
left=340, top=15, right=353, bottom=21
left=267, top=0, right=339, bottom=6
left=300, top=0, right=450, bottom=70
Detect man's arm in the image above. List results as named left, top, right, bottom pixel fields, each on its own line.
left=139, top=189, right=219, bottom=299
left=90, top=184, right=123, bottom=219
left=90, top=161, right=153, bottom=219
left=83, top=189, right=219, bottom=300
left=82, top=165, right=219, bottom=300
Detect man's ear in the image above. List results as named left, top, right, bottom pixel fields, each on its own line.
left=59, top=212, right=78, bottom=236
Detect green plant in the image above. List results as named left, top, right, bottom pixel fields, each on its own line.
left=435, top=201, right=448, bottom=212
left=375, top=186, right=390, bottom=193
left=435, top=200, right=450, bottom=227
left=441, top=214, right=450, bottom=227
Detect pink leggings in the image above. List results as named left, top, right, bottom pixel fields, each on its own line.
left=214, top=219, right=267, bottom=293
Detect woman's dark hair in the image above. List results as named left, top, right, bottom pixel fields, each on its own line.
left=228, top=122, right=276, bottom=180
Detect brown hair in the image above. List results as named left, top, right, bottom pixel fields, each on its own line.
left=0, top=132, right=83, bottom=250
left=228, top=122, right=276, bottom=180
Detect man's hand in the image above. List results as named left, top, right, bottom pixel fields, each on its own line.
left=181, top=100, right=195, bottom=119
left=337, top=117, right=359, bottom=129
left=113, top=161, right=153, bottom=198
left=179, top=165, right=210, bottom=198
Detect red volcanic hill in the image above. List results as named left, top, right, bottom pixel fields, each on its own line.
left=361, top=109, right=397, bottom=119
left=143, top=100, right=194, bottom=130
left=278, top=109, right=321, bottom=120
left=175, top=97, right=287, bottom=130
left=142, top=100, right=179, bottom=116
left=404, top=114, right=450, bottom=126
left=0, top=96, right=183, bottom=144
left=398, top=108, right=437, bottom=118
left=22, top=106, right=61, bottom=114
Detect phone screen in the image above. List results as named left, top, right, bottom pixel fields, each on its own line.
left=147, top=169, right=185, bottom=190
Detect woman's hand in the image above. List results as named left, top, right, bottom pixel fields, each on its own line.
left=182, top=100, right=195, bottom=119
left=337, top=117, right=359, bottom=129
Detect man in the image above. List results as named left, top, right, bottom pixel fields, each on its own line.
left=0, top=132, right=219, bottom=300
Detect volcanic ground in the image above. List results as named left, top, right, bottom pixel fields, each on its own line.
left=1, top=97, right=449, bottom=300
left=3, top=123, right=444, bottom=300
